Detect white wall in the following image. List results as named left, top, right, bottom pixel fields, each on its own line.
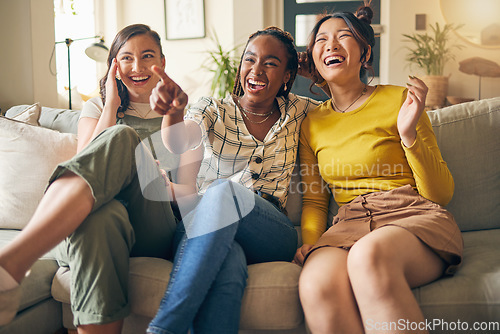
left=381, top=0, right=500, bottom=100
left=0, top=0, right=58, bottom=111
left=114, top=0, right=269, bottom=102
left=2, top=0, right=498, bottom=112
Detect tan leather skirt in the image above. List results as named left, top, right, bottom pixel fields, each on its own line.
left=306, top=185, right=463, bottom=275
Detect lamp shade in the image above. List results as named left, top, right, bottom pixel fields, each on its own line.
left=85, top=41, right=109, bottom=62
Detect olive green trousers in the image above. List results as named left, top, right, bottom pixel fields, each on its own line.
left=52, top=125, right=177, bottom=326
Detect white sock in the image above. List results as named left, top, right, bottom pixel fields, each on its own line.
left=0, top=266, right=18, bottom=291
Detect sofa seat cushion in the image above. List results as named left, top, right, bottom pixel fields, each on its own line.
left=413, top=229, right=500, bottom=324
left=0, top=230, right=59, bottom=313
left=52, top=258, right=303, bottom=330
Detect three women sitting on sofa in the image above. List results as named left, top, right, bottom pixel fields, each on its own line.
left=0, top=4, right=462, bottom=334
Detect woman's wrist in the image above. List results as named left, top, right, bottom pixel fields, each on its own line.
left=163, top=109, right=184, bottom=126
left=401, top=132, right=417, bottom=148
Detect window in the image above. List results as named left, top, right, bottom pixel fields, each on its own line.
left=53, top=0, right=98, bottom=108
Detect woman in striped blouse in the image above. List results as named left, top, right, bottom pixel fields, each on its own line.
left=146, top=27, right=320, bottom=334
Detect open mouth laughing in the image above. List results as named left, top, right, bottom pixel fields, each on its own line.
left=324, top=55, right=345, bottom=66
left=247, top=78, right=267, bottom=91
left=129, top=75, right=151, bottom=85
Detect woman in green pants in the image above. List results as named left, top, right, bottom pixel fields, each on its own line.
left=0, top=24, right=198, bottom=334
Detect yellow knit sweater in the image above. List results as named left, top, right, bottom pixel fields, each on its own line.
left=299, top=85, right=454, bottom=245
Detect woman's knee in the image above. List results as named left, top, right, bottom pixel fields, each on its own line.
left=187, top=181, right=251, bottom=237
left=99, top=125, right=141, bottom=149
left=300, top=251, right=350, bottom=305
left=202, top=180, right=244, bottom=204
left=347, top=233, right=402, bottom=294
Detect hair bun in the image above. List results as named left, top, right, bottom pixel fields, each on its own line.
left=356, top=6, right=373, bottom=25
left=262, top=26, right=295, bottom=43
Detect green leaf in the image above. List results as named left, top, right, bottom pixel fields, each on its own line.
left=402, top=22, right=463, bottom=76
left=201, top=29, right=240, bottom=98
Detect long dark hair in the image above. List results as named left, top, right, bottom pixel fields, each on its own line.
left=306, top=5, right=375, bottom=87
left=232, top=26, right=298, bottom=98
left=99, top=24, right=164, bottom=113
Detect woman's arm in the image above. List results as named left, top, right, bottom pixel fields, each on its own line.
left=399, top=77, right=454, bottom=205
left=297, top=51, right=331, bottom=98
left=293, top=130, right=331, bottom=266
left=169, top=146, right=202, bottom=203
left=299, top=129, right=331, bottom=246
left=149, top=65, right=201, bottom=154
left=77, top=59, right=122, bottom=152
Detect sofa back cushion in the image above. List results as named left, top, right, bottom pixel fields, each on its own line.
left=0, top=116, right=77, bottom=229
left=427, top=97, right=500, bottom=232
left=5, top=105, right=80, bottom=134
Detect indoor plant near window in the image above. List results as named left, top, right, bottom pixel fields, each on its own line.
left=403, top=22, right=463, bottom=108
left=202, top=33, right=240, bottom=99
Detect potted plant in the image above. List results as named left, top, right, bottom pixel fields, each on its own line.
left=202, top=33, right=240, bottom=99
left=403, top=22, right=463, bottom=107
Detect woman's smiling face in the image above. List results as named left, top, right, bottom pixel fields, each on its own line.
left=239, top=35, right=291, bottom=103
left=116, top=34, right=165, bottom=103
left=312, top=18, right=366, bottom=84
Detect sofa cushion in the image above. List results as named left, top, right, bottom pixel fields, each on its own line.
left=426, top=97, right=500, bottom=232
left=52, top=258, right=303, bottom=331
left=414, top=229, right=500, bottom=325
left=0, top=116, right=77, bottom=229
left=38, top=107, right=80, bottom=134
left=5, top=105, right=80, bottom=134
left=0, top=230, right=59, bottom=319
left=5, top=103, right=41, bottom=126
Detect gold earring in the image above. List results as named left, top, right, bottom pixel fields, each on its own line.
left=116, top=73, right=121, bottom=81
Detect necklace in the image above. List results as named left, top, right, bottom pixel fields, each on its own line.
left=331, top=84, right=368, bottom=113
left=234, top=96, right=276, bottom=124
left=130, top=103, right=154, bottom=118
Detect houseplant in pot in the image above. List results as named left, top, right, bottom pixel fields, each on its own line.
left=403, top=22, right=463, bottom=108
left=202, top=32, right=240, bottom=99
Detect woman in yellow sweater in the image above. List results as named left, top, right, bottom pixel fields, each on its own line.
left=294, top=5, right=463, bottom=334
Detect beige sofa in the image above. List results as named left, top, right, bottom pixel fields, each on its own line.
left=1, top=97, right=500, bottom=333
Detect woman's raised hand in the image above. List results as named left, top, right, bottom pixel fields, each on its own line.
left=398, top=76, right=428, bottom=147
left=105, top=58, right=122, bottom=110
left=150, top=65, right=188, bottom=116
left=297, top=51, right=314, bottom=80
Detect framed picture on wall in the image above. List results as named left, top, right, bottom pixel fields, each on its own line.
left=165, top=0, right=205, bottom=40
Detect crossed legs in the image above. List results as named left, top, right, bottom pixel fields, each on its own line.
left=0, top=126, right=176, bottom=333
left=0, top=173, right=93, bottom=283
left=299, top=226, right=445, bottom=334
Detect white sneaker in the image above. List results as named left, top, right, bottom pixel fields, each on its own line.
left=0, top=285, right=21, bottom=325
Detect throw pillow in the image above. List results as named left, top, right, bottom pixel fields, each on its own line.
left=0, top=116, right=77, bottom=230
left=7, top=103, right=41, bottom=125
